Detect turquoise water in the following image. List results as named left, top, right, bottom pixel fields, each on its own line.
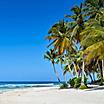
left=0, top=81, right=59, bottom=93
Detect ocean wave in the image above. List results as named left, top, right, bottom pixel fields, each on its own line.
left=0, top=83, right=55, bottom=90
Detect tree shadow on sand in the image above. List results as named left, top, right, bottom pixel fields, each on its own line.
left=86, top=85, right=104, bottom=91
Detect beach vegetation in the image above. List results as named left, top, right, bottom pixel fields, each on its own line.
left=59, top=83, right=69, bottom=89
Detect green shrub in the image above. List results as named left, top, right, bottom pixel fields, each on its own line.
left=84, top=76, right=87, bottom=86
left=68, top=77, right=76, bottom=87
left=74, top=77, right=81, bottom=88
left=68, top=76, right=88, bottom=89
left=100, top=79, right=104, bottom=86
left=59, top=83, right=68, bottom=89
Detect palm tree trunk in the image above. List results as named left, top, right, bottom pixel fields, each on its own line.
left=81, top=61, right=85, bottom=85
left=99, top=60, right=104, bottom=85
left=52, top=63, right=61, bottom=83
left=97, top=60, right=102, bottom=78
left=68, top=64, right=73, bottom=79
left=100, top=60, right=103, bottom=81
left=63, top=74, right=67, bottom=83
left=102, top=60, right=104, bottom=79
left=97, top=60, right=103, bottom=83
left=73, top=62, right=78, bottom=78
left=61, top=64, right=67, bottom=83
left=60, top=65, right=67, bottom=83
left=92, top=71, right=95, bottom=82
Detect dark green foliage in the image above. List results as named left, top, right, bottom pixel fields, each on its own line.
left=100, top=79, right=104, bottom=86
left=68, top=76, right=87, bottom=88
left=80, top=76, right=88, bottom=87
left=84, top=76, right=88, bottom=86
left=74, top=77, right=81, bottom=88
left=68, top=77, right=76, bottom=87
left=59, top=83, right=69, bottom=89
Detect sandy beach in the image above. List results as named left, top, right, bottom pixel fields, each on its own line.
left=0, top=86, right=104, bottom=104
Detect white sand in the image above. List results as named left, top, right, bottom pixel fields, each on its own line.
left=0, top=86, right=104, bottom=104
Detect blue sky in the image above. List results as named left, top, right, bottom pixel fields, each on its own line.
left=0, top=0, right=82, bottom=81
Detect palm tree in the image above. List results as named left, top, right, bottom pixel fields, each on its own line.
left=44, top=49, right=61, bottom=82
left=84, top=0, right=104, bottom=19
left=66, top=3, right=85, bottom=42
left=47, top=20, right=74, bottom=55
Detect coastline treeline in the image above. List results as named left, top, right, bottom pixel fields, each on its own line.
left=44, top=0, right=104, bottom=89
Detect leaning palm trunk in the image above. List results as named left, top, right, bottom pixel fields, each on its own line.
left=73, top=62, right=79, bottom=78
left=81, top=61, right=85, bottom=85
left=97, top=60, right=102, bottom=79
left=68, top=64, right=73, bottom=79
left=102, top=60, right=104, bottom=79
left=52, top=63, right=61, bottom=83
left=63, top=74, right=67, bottom=84
left=61, top=65, right=67, bottom=83
left=98, top=60, right=104, bottom=85
left=100, top=60, right=104, bottom=84
left=61, top=64, right=67, bottom=83
left=92, top=71, right=95, bottom=82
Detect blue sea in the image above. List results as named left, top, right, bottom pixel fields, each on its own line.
left=0, top=81, right=59, bottom=93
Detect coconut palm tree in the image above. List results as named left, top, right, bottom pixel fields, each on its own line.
left=66, top=3, right=85, bottom=42
left=84, top=0, right=104, bottom=19
left=44, top=49, right=61, bottom=82
left=47, top=20, right=74, bottom=55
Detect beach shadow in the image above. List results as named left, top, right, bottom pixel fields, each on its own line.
left=86, top=86, right=104, bottom=91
